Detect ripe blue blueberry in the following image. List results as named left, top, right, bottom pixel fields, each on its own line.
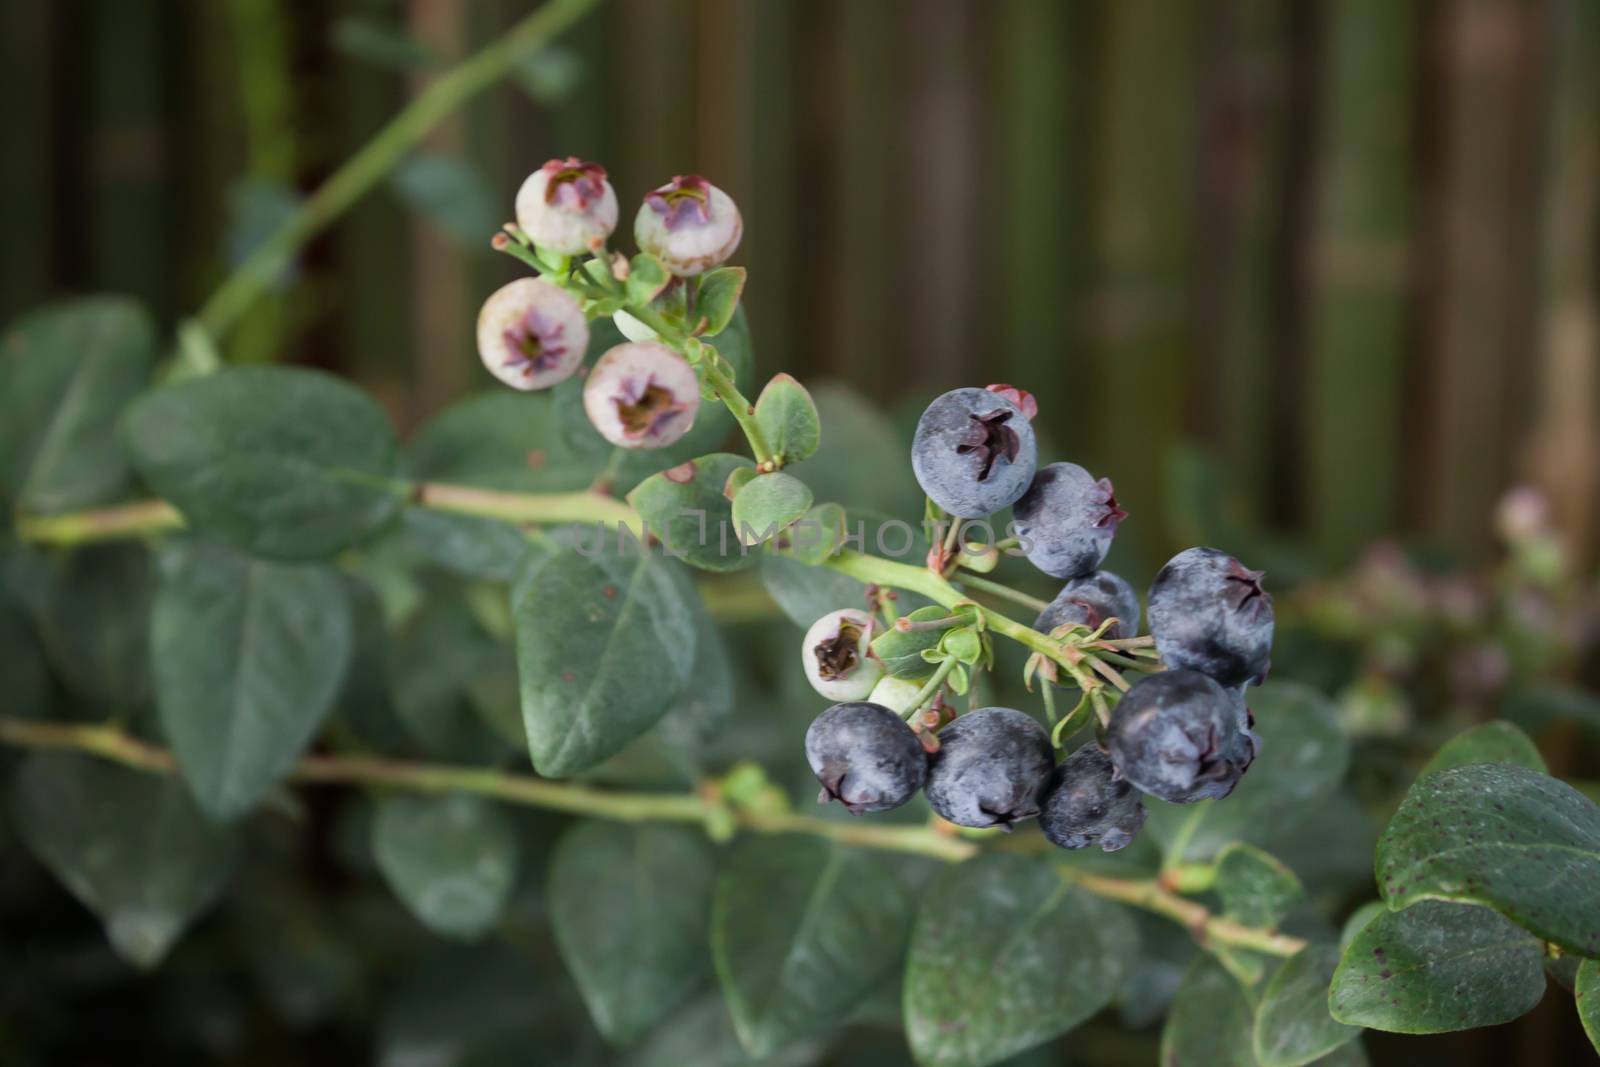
left=1106, top=670, right=1256, bottom=804
left=1147, top=546, right=1274, bottom=687
left=924, top=707, right=1054, bottom=830
left=911, top=387, right=1038, bottom=519
left=805, top=702, right=927, bottom=815
left=1039, top=744, right=1148, bottom=852
left=1012, top=462, right=1127, bottom=579
left=1033, top=569, right=1142, bottom=640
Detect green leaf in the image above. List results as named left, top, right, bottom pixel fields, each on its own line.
left=904, top=854, right=1138, bottom=1067
left=11, top=752, right=241, bottom=967
left=1254, top=945, right=1362, bottom=1067
left=731, top=473, right=813, bottom=547
left=330, top=15, right=440, bottom=69
left=1578, top=958, right=1600, bottom=1054
left=784, top=502, right=846, bottom=565
left=627, top=453, right=756, bottom=572
left=628, top=254, right=672, bottom=306
left=1215, top=843, right=1304, bottom=930
left=1501, top=682, right=1600, bottom=742
left=712, top=835, right=913, bottom=1055
left=390, top=596, right=514, bottom=764
left=694, top=267, right=746, bottom=337
left=402, top=508, right=529, bottom=582
left=868, top=605, right=948, bottom=679
left=0, top=589, right=49, bottom=718
left=1375, top=762, right=1600, bottom=955
left=152, top=538, right=352, bottom=820
left=0, top=297, right=155, bottom=512
left=1420, top=720, right=1546, bottom=777
left=406, top=389, right=595, bottom=493
left=1152, top=682, right=1349, bottom=863
left=550, top=822, right=714, bottom=1043
left=123, top=366, right=404, bottom=560
left=390, top=155, right=498, bottom=246
left=8, top=541, right=153, bottom=710
left=1161, top=956, right=1258, bottom=1066
left=759, top=553, right=869, bottom=628
left=1330, top=900, right=1544, bottom=1033
left=512, top=542, right=695, bottom=777
left=513, top=45, right=585, bottom=105
left=372, top=792, right=519, bottom=940
left=753, top=373, right=821, bottom=467
left=618, top=993, right=825, bottom=1067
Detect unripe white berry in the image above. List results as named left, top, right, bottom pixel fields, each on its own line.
left=633, top=175, right=742, bottom=277
left=581, top=341, right=701, bottom=449
left=801, top=609, right=885, bottom=701
left=612, top=309, right=659, bottom=343
left=475, top=278, right=589, bottom=391
left=866, top=675, right=924, bottom=718
left=514, top=157, right=619, bottom=256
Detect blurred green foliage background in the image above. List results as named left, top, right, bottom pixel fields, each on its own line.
left=3, top=1, right=1600, bottom=1065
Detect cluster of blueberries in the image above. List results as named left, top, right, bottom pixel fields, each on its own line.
left=802, top=386, right=1276, bottom=852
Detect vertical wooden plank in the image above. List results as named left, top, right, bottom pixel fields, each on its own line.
left=614, top=0, right=697, bottom=197
left=1087, top=0, right=1199, bottom=570
left=898, top=0, right=984, bottom=389
left=0, top=2, right=61, bottom=319
left=992, top=0, right=1083, bottom=422
left=1304, top=0, right=1415, bottom=563
left=1191, top=0, right=1300, bottom=527
left=1410, top=0, right=1546, bottom=558
left=1525, top=0, right=1600, bottom=563
left=745, top=1, right=796, bottom=376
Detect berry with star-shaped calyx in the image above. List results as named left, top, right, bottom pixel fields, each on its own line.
left=924, top=707, right=1054, bottom=830
left=514, top=157, right=619, bottom=255
left=911, top=387, right=1039, bottom=519
left=582, top=341, right=701, bottom=449
left=1033, top=569, right=1142, bottom=641
left=1146, top=546, right=1275, bottom=687
left=1012, top=462, right=1127, bottom=579
left=801, top=609, right=884, bottom=701
left=805, top=702, right=928, bottom=815
left=475, top=278, right=590, bottom=390
left=1106, top=669, right=1257, bottom=804
left=634, top=175, right=743, bottom=277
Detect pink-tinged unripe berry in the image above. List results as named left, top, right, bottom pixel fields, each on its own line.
left=582, top=341, right=701, bottom=449
left=802, top=609, right=884, bottom=701
left=475, top=278, right=589, bottom=391
left=633, top=175, right=742, bottom=277
left=514, top=157, right=619, bottom=255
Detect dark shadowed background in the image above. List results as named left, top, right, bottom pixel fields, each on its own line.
left=2, top=1, right=1598, bottom=1065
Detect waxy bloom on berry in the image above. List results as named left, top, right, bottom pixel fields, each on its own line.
left=514, top=157, right=619, bottom=255
left=582, top=341, right=701, bottom=449
left=475, top=278, right=589, bottom=391
left=634, top=175, right=743, bottom=277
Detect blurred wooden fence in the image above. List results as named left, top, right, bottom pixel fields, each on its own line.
left=1, top=0, right=1596, bottom=573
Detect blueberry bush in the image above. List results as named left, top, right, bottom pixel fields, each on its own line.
left=2, top=150, right=1598, bottom=1066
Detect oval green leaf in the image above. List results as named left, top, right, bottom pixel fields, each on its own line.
left=627, top=452, right=756, bottom=572
left=152, top=538, right=352, bottom=820
left=1216, top=842, right=1304, bottom=931
left=1375, top=762, right=1600, bottom=955
left=753, top=373, right=821, bottom=467
left=1579, top=958, right=1600, bottom=1054
left=694, top=266, right=746, bottom=338
left=406, top=389, right=594, bottom=493
left=712, top=835, right=913, bottom=1056
left=0, top=296, right=155, bottom=512
left=123, top=365, right=405, bottom=560
left=550, top=822, right=715, bottom=1043
left=512, top=543, right=695, bottom=777
left=11, top=752, right=241, bottom=967
left=1254, top=945, right=1362, bottom=1067
left=372, top=792, right=519, bottom=940
left=1419, top=720, right=1546, bottom=777
left=904, top=854, right=1138, bottom=1067
left=1160, top=956, right=1258, bottom=1066
left=1330, top=899, right=1544, bottom=1033
left=731, top=472, right=813, bottom=547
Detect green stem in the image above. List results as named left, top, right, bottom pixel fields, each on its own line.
left=954, top=573, right=1050, bottom=614
left=195, top=0, right=602, bottom=340
left=15, top=500, right=186, bottom=545
left=0, top=715, right=1304, bottom=955
left=904, top=658, right=958, bottom=720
